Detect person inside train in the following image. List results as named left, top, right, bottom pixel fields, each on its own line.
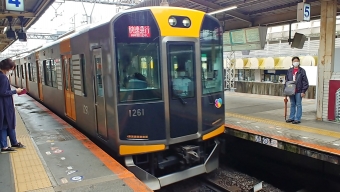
left=285, top=56, right=309, bottom=124
left=172, top=56, right=193, bottom=97
left=120, top=55, right=147, bottom=88
left=0, top=59, right=26, bottom=153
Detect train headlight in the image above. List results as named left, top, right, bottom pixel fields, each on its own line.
left=182, top=18, right=191, bottom=28
left=168, top=17, right=177, bottom=26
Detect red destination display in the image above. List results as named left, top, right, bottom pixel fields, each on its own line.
left=128, top=26, right=151, bottom=38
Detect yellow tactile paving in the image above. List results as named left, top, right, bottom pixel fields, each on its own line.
left=27, top=187, right=54, bottom=192
left=226, top=112, right=340, bottom=139
left=10, top=110, right=53, bottom=192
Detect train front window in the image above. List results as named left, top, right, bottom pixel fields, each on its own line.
left=200, top=16, right=223, bottom=95
left=117, top=43, right=161, bottom=103
left=168, top=44, right=195, bottom=99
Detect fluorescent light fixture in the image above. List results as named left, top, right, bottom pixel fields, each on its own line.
left=3, top=27, right=7, bottom=34
left=208, top=6, right=237, bottom=15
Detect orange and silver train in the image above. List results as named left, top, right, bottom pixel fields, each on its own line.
left=10, top=6, right=225, bottom=190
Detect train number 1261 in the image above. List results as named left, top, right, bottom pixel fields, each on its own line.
left=129, top=109, right=145, bottom=117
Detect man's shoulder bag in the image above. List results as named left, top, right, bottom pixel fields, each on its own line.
left=283, top=81, right=296, bottom=96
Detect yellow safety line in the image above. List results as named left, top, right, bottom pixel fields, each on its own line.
left=226, top=112, right=340, bottom=139
left=10, top=110, right=52, bottom=192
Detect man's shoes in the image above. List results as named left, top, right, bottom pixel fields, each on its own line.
left=292, top=120, right=301, bottom=124
left=1, top=147, right=17, bottom=153
left=286, top=119, right=294, bottom=123
left=12, top=142, right=26, bottom=149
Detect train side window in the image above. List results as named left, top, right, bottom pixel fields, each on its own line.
left=168, top=44, right=195, bottom=99
left=16, top=67, right=20, bottom=78
left=94, top=54, right=103, bottom=97
left=80, top=54, right=86, bottom=96
left=200, top=16, right=223, bottom=95
left=20, top=65, right=24, bottom=79
left=69, top=58, right=74, bottom=92
left=22, top=63, right=27, bottom=79
left=71, top=54, right=86, bottom=97
left=31, top=62, right=36, bottom=82
left=50, top=60, right=58, bottom=88
left=43, top=60, right=52, bottom=86
left=28, top=63, right=32, bottom=81
left=64, top=58, right=69, bottom=91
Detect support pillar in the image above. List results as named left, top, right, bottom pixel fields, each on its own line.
left=316, top=0, right=337, bottom=120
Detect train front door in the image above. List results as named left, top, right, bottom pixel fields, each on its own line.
left=92, top=48, right=107, bottom=139
left=62, top=55, right=76, bottom=121
left=36, top=61, right=43, bottom=101
left=167, top=42, right=198, bottom=139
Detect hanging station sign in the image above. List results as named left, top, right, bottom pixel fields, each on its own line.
left=6, top=0, right=25, bottom=12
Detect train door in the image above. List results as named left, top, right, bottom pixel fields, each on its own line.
left=92, top=48, right=107, bottom=139
left=62, top=55, right=76, bottom=121
left=24, top=63, right=29, bottom=91
left=167, top=42, right=198, bottom=138
left=36, top=60, right=44, bottom=101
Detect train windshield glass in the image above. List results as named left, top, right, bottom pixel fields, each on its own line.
left=200, top=16, right=223, bottom=95
left=113, top=10, right=162, bottom=103
left=117, top=43, right=161, bottom=103
left=168, top=44, right=195, bottom=99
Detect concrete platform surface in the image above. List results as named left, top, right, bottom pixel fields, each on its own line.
left=225, top=92, right=340, bottom=164
left=0, top=93, right=152, bottom=192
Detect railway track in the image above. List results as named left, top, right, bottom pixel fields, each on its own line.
left=158, top=176, right=229, bottom=192
left=158, top=165, right=282, bottom=192
left=204, top=166, right=282, bottom=192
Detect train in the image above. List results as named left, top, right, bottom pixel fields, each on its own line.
left=9, top=6, right=225, bottom=190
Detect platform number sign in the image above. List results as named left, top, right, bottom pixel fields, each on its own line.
left=6, top=0, right=24, bottom=12
left=303, top=3, right=311, bottom=21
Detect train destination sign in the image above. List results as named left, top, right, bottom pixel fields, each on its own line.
left=223, top=26, right=268, bottom=51
left=128, top=26, right=151, bottom=38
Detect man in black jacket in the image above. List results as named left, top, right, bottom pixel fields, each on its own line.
left=285, top=56, right=309, bottom=124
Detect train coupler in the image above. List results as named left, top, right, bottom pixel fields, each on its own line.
left=177, top=145, right=201, bottom=164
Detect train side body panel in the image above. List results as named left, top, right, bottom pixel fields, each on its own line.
left=88, top=23, right=119, bottom=150
left=70, top=31, right=97, bottom=138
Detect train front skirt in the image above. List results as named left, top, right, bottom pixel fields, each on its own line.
left=124, top=138, right=221, bottom=190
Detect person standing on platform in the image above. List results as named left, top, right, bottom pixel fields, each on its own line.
left=0, top=59, right=26, bottom=153
left=285, top=56, right=309, bottom=124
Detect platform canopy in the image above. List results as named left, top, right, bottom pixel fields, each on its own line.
left=131, top=0, right=340, bottom=31
left=0, top=0, right=54, bottom=53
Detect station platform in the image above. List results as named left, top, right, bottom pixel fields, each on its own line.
left=225, top=92, right=340, bottom=165
left=0, top=93, right=152, bottom=192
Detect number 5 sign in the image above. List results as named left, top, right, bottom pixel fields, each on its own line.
left=6, top=0, right=24, bottom=12
left=303, top=3, right=311, bottom=21
left=297, top=2, right=311, bottom=22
